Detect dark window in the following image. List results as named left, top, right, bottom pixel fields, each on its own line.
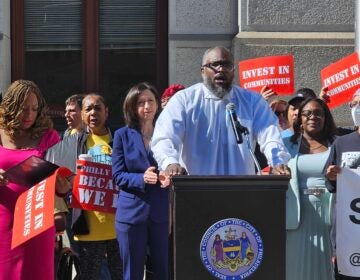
left=24, top=0, right=82, bottom=131
left=99, top=0, right=157, bottom=127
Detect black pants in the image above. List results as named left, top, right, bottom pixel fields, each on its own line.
left=78, top=239, right=123, bottom=280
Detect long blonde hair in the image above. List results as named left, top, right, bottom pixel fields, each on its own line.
left=0, top=80, right=53, bottom=141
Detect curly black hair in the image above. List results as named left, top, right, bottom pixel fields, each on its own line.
left=0, top=80, right=53, bottom=141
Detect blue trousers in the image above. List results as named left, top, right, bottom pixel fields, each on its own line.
left=116, top=221, right=168, bottom=280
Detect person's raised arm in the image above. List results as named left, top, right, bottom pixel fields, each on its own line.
left=319, top=86, right=330, bottom=104
left=260, top=85, right=277, bottom=101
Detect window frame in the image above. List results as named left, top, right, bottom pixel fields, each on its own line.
left=10, top=0, right=168, bottom=93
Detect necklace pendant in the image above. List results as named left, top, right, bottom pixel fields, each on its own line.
left=142, top=134, right=152, bottom=141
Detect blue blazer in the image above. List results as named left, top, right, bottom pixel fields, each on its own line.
left=112, top=126, right=169, bottom=225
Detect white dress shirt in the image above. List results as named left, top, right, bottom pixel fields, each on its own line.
left=151, top=83, right=290, bottom=175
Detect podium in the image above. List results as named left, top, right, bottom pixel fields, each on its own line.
left=169, top=175, right=289, bottom=280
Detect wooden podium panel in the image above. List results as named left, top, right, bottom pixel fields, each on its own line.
left=170, top=175, right=289, bottom=280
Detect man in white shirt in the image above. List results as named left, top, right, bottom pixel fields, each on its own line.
left=151, top=46, right=290, bottom=176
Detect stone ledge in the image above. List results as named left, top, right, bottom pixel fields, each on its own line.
left=234, top=32, right=355, bottom=47
left=236, top=32, right=354, bottom=40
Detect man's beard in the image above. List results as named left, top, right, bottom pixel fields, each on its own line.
left=203, top=75, right=232, bottom=98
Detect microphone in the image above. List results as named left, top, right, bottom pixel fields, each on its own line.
left=226, top=103, right=262, bottom=174
left=226, top=103, right=243, bottom=144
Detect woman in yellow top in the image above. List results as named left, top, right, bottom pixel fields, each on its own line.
left=48, top=93, right=123, bottom=279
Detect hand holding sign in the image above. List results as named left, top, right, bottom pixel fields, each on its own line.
left=260, top=85, right=278, bottom=100
left=319, top=86, right=330, bottom=104
left=0, top=169, right=8, bottom=186
left=55, top=174, right=72, bottom=197
left=325, top=165, right=342, bottom=182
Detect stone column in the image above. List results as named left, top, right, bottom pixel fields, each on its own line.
left=168, top=0, right=238, bottom=86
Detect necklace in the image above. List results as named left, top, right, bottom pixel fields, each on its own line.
left=141, top=126, right=153, bottom=142
left=141, top=133, right=152, bottom=141
left=301, top=139, right=325, bottom=150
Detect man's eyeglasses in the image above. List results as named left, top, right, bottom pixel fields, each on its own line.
left=275, top=111, right=285, bottom=117
left=349, top=100, right=360, bottom=108
left=301, top=110, right=325, bottom=118
left=202, top=61, right=234, bottom=72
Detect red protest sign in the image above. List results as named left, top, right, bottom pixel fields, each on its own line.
left=11, top=167, right=73, bottom=249
left=70, top=160, right=119, bottom=214
left=321, top=52, right=360, bottom=108
left=239, top=55, right=294, bottom=95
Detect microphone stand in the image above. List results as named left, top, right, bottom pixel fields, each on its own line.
left=237, top=125, right=263, bottom=175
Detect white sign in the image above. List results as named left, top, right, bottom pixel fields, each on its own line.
left=337, top=168, right=360, bottom=277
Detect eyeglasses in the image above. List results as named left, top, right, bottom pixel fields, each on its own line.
left=275, top=111, right=285, bottom=117
left=301, top=110, right=325, bottom=118
left=349, top=100, right=360, bottom=108
left=202, top=61, right=234, bottom=72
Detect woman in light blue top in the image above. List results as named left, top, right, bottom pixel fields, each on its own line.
left=283, top=98, right=337, bottom=280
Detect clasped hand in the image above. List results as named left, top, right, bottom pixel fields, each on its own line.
left=144, top=166, right=159, bottom=184
left=144, top=166, right=171, bottom=188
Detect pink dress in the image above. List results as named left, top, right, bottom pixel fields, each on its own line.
left=0, top=130, right=60, bottom=280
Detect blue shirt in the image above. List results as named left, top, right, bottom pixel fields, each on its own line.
left=281, top=128, right=294, bottom=139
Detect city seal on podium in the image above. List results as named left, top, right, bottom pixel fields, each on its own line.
left=200, top=218, right=264, bottom=279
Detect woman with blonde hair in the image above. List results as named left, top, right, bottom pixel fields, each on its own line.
left=0, top=80, right=62, bottom=279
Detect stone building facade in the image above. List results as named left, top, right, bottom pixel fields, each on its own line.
left=0, top=0, right=356, bottom=125
left=169, top=0, right=355, bottom=125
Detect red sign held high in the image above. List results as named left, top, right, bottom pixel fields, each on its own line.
left=321, top=52, right=360, bottom=108
left=239, top=55, right=294, bottom=95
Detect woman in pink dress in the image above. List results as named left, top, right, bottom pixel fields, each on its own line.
left=0, top=80, right=61, bottom=280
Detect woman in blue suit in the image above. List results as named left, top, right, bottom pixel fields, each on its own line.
left=112, top=82, right=169, bottom=280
